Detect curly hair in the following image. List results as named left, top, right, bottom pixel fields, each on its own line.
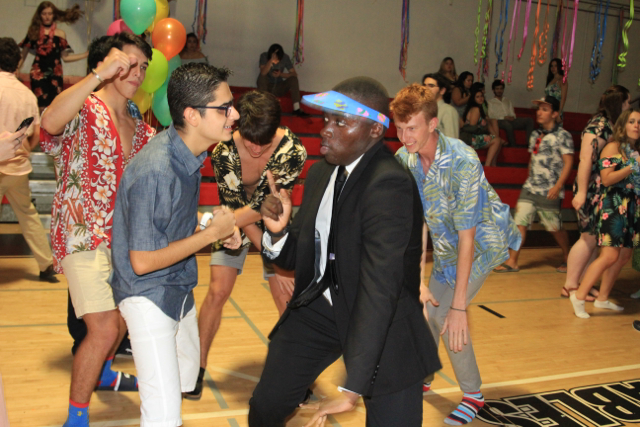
left=27, top=2, right=82, bottom=41
left=0, top=38, right=21, bottom=73
left=612, top=109, right=640, bottom=157
left=390, top=83, right=437, bottom=123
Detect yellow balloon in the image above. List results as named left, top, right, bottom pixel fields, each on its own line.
left=146, top=0, right=170, bottom=33
left=132, top=87, right=152, bottom=114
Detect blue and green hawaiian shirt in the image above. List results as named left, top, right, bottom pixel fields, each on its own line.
left=395, top=132, right=522, bottom=288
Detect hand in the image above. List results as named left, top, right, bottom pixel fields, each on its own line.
left=261, top=170, right=291, bottom=234
left=441, top=308, right=468, bottom=353
left=571, top=192, right=586, bottom=211
left=204, top=206, right=236, bottom=242
left=547, top=185, right=561, bottom=200
left=270, top=52, right=280, bottom=64
left=0, top=129, right=27, bottom=162
left=505, top=116, right=516, bottom=121
left=271, top=69, right=282, bottom=78
left=222, top=226, right=242, bottom=249
left=274, top=270, right=295, bottom=297
left=301, top=391, right=358, bottom=427
left=420, top=284, right=439, bottom=321
left=94, top=47, right=138, bottom=81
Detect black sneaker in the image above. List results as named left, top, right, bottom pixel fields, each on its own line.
left=183, top=367, right=205, bottom=400
left=39, top=265, right=60, bottom=283
left=293, top=109, right=311, bottom=118
left=116, top=335, right=133, bottom=358
left=633, top=320, right=640, bottom=332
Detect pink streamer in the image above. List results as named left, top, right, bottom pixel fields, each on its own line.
left=505, top=0, right=522, bottom=83
left=565, top=0, right=579, bottom=83
left=518, top=0, right=533, bottom=59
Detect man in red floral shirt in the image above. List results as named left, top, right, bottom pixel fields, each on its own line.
left=40, top=33, right=154, bottom=427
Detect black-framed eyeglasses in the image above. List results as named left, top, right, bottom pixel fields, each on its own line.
left=191, top=101, right=234, bottom=117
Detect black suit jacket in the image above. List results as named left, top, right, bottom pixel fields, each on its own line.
left=264, top=141, right=441, bottom=397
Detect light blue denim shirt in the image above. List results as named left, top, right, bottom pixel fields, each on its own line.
left=395, top=132, right=521, bottom=288
left=110, top=125, right=206, bottom=320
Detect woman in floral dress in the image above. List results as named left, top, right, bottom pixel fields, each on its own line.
left=563, top=86, right=630, bottom=299
left=545, top=58, right=568, bottom=123
left=18, top=2, right=87, bottom=111
left=460, top=87, right=506, bottom=167
left=569, top=109, right=640, bottom=318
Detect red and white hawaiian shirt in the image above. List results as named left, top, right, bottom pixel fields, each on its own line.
left=41, top=94, right=155, bottom=273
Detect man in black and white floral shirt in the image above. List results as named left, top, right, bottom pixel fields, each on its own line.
left=494, top=95, right=574, bottom=274
left=184, top=90, right=307, bottom=400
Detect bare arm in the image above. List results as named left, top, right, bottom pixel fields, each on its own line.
left=281, top=66, right=297, bottom=79
left=560, top=80, right=568, bottom=113
left=235, top=205, right=262, bottom=228
left=451, top=87, right=470, bottom=107
left=130, top=209, right=235, bottom=275
left=600, top=143, right=633, bottom=187
left=467, top=107, right=481, bottom=126
left=61, top=50, right=89, bottom=63
left=17, top=46, right=29, bottom=72
left=548, top=154, right=574, bottom=200
left=259, top=52, right=278, bottom=76
left=572, top=134, right=596, bottom=209
left=41, top=48, right=137, bottom=135
left=27, top=124, right=40, bottom=150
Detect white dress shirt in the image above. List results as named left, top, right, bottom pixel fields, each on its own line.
left=487, top=96, right=516, bottom=120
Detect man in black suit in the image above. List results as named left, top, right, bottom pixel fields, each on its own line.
left=249, top=77, right=441, bottom=427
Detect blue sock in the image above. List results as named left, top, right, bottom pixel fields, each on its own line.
left=444, top=391, right=484, bottom=425
left=98, top=357, right=117, bottom=387
left=62, top=399, right=89, bottom=427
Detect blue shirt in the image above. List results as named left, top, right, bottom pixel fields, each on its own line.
left=395, top=132, right=521, bottom=288
left=110, top=125, right=206, bottom=320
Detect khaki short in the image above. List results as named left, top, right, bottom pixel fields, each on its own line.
left=514, top=189, right=562, bottom=232
left=61, top=242, right=116, bottom=318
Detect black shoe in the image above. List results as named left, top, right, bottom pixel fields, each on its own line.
left=183, top=367, right=205, bottom=401
left=39, top=265, right=60, bottom=283
left=116, top=335, right=133, bottom=358
left=633, top=320, right=640, bottom=332
left=293, top=109, right=311, bottom=118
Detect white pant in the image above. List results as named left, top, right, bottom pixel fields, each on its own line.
left=119, top=296, right=200, bottom=427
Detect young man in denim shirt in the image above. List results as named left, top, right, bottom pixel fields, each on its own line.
left=110, top=63, right=240, bottom=426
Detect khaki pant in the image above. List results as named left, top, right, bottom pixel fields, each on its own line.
left=0, top=173, right=52, bottom=271
left=256, top=74, right=302, bottom=105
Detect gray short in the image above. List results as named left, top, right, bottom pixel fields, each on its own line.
left=210, top=244, right=275, bottom=280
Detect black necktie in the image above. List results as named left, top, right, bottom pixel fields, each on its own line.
left=288, top=166, right=348, bottom=308
left=326, top=166, right=348, bottom=294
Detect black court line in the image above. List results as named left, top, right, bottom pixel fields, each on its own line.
left=478, top=305, right=506, bottom=318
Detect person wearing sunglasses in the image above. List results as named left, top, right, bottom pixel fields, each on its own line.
left=109, top=62, right=241, bottom=426
left=494, top=96, right=574, bottom=274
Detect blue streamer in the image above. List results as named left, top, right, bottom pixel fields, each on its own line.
left=589, top=0, right=610, bottom=82
left=494, top=0, right=510, bottom=78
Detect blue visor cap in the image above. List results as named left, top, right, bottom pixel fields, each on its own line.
left=302, top=91, right=390, bottom=128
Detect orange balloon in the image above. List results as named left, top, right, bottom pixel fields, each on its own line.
left=151, top=18, right=186, bottom=61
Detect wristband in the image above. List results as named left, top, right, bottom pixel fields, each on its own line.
left=91, top=68, right=104, bottom=84
left=267, top=226, right=289, bottom=238
left=449, top=306, right=466, bottom=312
left=199, top=212, right=213, bottom=230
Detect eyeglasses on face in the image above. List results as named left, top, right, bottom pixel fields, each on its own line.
left=191, top=101, right=234, bottom=117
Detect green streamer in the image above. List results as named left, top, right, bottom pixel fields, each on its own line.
left=618, top=0, right=634, bottom=68
left=474, top=0, right=483, bottom=64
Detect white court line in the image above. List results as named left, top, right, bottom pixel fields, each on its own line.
left=39, top=364, right=640, bottom=426
left=426, top=363, right=640, bottom=396
left=209, top=366, right=261, bottom=383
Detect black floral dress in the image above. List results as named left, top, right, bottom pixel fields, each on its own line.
left=20, top=30, right=72, bottom=108
left=596, top=155, right=640, bottom=248
left=574, top=114, right=613, bottom=234
left=210, top=127, right=307, bottom=249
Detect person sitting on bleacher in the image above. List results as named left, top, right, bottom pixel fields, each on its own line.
left=257, top=43, right=310, bottom=117
left=494, top=96, right=573, bottom=273
left=488, top=79, right=534, bottom=146
left=460, top=86, right=505, bottom=167
left=422, top=73, right=459, bottom=139
left=184, top=90, right=307, bottom=400
left=0, top=37, right=58, bottom=283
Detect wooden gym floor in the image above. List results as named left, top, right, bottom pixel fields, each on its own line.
left=1, top=227, right=639, bottom=426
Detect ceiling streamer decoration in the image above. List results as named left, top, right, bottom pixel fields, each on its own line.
left=192, top=0, right=208, bottom=44
left=526, top=0, right=542, bottom=90
left=292, top=0, right=305, bottom=65
left=551, top=0, right=563, bottom=59
left=611, top=8, right=624, bottom=84
left=589, top=0, right=611, bottom=83
left=504, top=0, right=522, bottom=83
left=617, top=0, right=634, bottom=68
left=517, top=0, right=533, bottom=59
left=494, top=0, right=510, bottom=79
left=399, top=0, right=409, bottom=80
left=563, top=0, right=579, bottom=83
left=478, top=0, right=494, bottom=81
left=474, top=0, right=483, bottom=64
left=537, top=0, right=551, bottom=64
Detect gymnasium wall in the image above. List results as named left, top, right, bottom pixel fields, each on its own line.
left=5, top=0, right=640, bottom=114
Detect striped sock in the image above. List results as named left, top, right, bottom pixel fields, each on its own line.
left=444, top=391, right=484, bottom=425
left=62, top=399, right=89, bottom=427
left=422, top=382, right=431, bottom=393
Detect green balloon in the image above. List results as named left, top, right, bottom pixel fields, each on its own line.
left=152, top=81, right=172, bottom=127
left=120, top=0, right=156, bottom=35
left=168, top=55, right=182, bottom=78
left=141, top=48, right=169, bottom=94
